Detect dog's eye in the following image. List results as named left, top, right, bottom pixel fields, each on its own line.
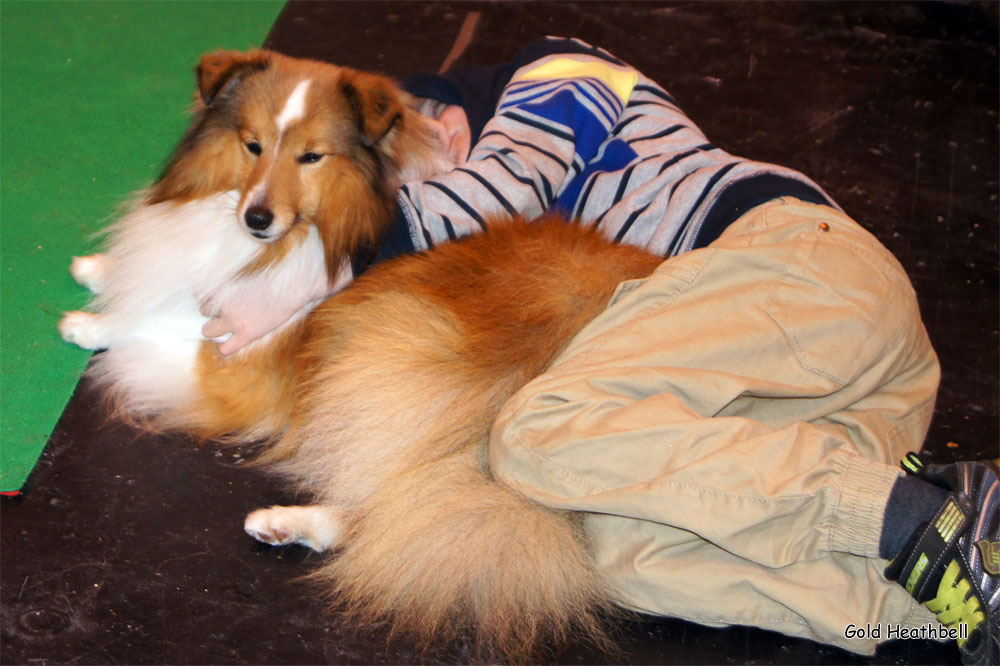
left=298, top=152, right=323, bottom=164
left=245, top=141, right=262, bottom=156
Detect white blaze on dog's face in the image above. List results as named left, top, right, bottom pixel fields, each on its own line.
left=276, top=79, right=311, bottom=130
left=237, top=77, right=320, bottom=241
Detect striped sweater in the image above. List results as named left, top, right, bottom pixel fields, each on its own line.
left=362, top=37, right=837, bottom=271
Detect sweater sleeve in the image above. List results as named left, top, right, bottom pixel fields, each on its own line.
left=397, top=54, right=639, bottom=251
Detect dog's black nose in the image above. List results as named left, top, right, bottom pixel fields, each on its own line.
left=244, top=206, right=274, bottom=231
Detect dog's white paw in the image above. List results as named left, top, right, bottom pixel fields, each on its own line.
left=59, top=311, right=109, bottom=350
left=70, top=254, right=108, bottom=293
left=244, top=505, right=343, bottom=553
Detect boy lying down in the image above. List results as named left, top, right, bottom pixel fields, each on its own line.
left=203, top=37, right=998, bottom=665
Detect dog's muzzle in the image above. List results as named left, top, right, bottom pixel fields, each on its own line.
left=245, top=205, right=275, bottom=238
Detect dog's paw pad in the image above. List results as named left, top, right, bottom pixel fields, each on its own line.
left=243, top=505, right=341, bottom=552
left=59, top=311, right=107, bottom=350
left=244, top=508, right=300, bottom=547
left=247, top=524, right=295, bottom=546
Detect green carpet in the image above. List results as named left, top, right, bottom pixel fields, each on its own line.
left=0, top=0, right=284, bottom=493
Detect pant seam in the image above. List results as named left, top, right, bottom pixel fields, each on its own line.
left=653, top=479, right=818, bottom=503
left=885, top=395, right=936, bottom=451
left=501, top=424, right=610, bottom=494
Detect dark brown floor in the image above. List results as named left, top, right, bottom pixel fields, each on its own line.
left=3, top=2, right=997, bottom=664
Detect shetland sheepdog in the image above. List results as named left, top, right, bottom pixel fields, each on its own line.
left=59, top=49, right=451, bottom=425
left=60, top=50, right=663, bottom=660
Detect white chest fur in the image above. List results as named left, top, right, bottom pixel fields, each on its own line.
left=60, top=191, right=327, bottom=414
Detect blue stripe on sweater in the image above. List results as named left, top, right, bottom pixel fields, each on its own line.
left=551, top=138, right=639, bottom=218
left=501, top=79, right=620, bottom=127
left=425, top=181, right=487, bottom=230
left=503, top=76, right=622, bottom=112
left=515, top=88, right=612, bottom=166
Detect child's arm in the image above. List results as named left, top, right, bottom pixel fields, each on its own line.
left=201, top=256, right=353, bottom=356
left=396, top=55, right=639, bottom=252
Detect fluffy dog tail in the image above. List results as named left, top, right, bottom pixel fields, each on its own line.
left=319, top=450, right=615, bottom=661
left=259, top=218, right=662, bottom=660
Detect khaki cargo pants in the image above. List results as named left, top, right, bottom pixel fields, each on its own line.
left=490, top=197, right=941, bottom=654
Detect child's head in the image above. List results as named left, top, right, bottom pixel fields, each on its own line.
left=415, top=99, right=472, bottom=169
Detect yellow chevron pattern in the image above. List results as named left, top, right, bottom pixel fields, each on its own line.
left=935, top=499, right=964, bottom=543
left=514, top=57, right=639, bottom=104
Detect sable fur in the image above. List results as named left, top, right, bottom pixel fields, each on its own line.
left=60, top=50, right=666, bottom=662
left=61, top=49, right=447, bottom=433
left=211, top=218, right=662, bottom=660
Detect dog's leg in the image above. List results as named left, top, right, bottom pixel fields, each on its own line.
left=59, top=311, right=111, bottom=350
left=69, top=254, right=108, bottom=293
left=244, top=505, right=344, bottom=552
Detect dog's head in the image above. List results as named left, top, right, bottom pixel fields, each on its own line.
left=149, top=50, right=448, bottom=276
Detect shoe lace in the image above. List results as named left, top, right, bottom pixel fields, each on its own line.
left=925, top=560, right=985, bottom=647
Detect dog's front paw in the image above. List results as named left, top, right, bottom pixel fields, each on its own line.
left=59, top=311, right=109, bottom=350
left=244, top=505, right=343, bottom=553
left=69, top=254, right=108, bottom=293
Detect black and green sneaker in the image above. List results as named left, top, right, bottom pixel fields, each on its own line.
left=884, top=453, right=999, bottom=665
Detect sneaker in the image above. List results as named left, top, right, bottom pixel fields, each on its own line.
left=884, top=453, right=999, bottom=665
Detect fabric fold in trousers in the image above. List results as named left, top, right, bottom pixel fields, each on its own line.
left=490, top=197, right=942, bottom=654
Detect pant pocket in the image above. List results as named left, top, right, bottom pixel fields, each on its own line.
left=764, top=224, right=913, bottom=388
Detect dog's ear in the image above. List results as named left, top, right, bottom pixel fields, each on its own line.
left=196, top=50, right=271, bottom=105
left=339, top=71, right=404, bottom=147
